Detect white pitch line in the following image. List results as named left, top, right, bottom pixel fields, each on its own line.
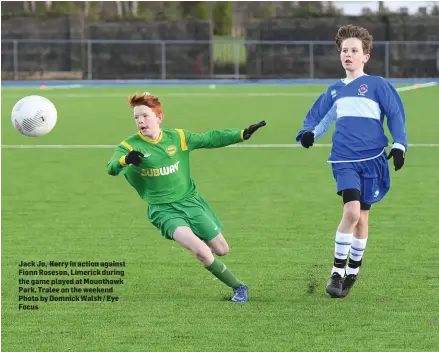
left=40, top=84, right=83, bottom=90
left=396, top=82, right=438, bottom=92
left=1, top=81, right=436, bottom=98
left=2, top=144, right=439, bottom=149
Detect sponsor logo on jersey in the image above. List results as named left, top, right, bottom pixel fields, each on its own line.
left=166, top=145, right=177, bottom=156
left=358, top=84, right=368, bottom=96
left=140, top=161, right=180, bottom=177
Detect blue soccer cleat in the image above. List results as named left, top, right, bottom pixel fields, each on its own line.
left=230, top=285, right=248, bottom=303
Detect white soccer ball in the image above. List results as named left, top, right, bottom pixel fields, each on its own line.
left=11, top=95, right=57, bottom=137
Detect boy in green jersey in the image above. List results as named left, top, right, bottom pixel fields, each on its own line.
left=106, top=93, right=266, bottom=303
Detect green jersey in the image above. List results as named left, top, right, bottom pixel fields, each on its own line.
left=106, top=128, right=244, bottom=204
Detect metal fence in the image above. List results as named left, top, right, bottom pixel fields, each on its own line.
left=2, top=39, right=439, bottom=80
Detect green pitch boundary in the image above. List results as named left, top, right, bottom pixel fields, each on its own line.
left=1, top=82, right=436, bottom=98
left=1, top=144, right=438, bottom=149
left=2, top=78, right=439, bottom=88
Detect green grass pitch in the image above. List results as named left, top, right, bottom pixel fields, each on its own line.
left=2, top=84, right=439, bottom=351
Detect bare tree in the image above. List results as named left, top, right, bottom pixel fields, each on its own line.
left=116, top=1, right=123, bottom=18
left=131, top=1, right=138, bottom=17
left=24, top=1, right=37, bottom=13
left=123, top=1, right=130, bottom=16
left=84, top=1, right=89, bottom=17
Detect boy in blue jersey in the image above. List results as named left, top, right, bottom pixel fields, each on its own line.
left=296, top=25, right=407, bottom=298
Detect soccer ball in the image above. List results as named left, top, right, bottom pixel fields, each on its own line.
left=11, top=95, right=57, bottom=137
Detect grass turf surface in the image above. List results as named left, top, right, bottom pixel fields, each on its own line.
left=2, top=84, right=439, bottom=351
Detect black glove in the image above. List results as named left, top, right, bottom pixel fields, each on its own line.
left=125, top=150, right=144, bottom=166
left=387, top=148, right=405, bottom=171
left=300, top=132, right=315, bottom=148
left=243, top=120, right=266, bottom=140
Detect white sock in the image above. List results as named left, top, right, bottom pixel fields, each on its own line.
left=331, top=231, right=353, bottom=276
left=346, top=237, right=368, bottom=276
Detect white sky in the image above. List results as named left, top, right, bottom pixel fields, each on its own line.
left=333, top=1, right=438, bottom=14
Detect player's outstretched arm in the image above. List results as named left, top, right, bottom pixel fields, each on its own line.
left=106, top=144, right=143, bottom=176
left=378, top=80, right=408, bottom=171
left=296, top=91, right=333, bottom=148
left=179, top=121, right=266, bottom=150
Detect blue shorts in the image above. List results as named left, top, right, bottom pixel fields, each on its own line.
left=331, top=152, right=391, bottom=205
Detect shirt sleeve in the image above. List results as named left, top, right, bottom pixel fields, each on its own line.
left=176, top=128, right=244, bottom=151
left=106, top=142, right=132, bottom=176
left=313, top=105, right=337, bottom=141
left=296, top=90, right=334, bottom=143
left=377, top=79, right=408, bottom=152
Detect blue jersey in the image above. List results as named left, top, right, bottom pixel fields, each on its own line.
left=296, top=75, right=408, bottom=162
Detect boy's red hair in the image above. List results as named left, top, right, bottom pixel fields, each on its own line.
left=128, top=93, right=162, bottom=115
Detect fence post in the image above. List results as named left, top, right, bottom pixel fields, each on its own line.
left=234, top=42, right=240, bottom=80
left=385, top=42, right=390, bottom=78
left=436, top=46, right=439, bottom=72
left=13, top=40, right=18, bottom=80
left=161, top=41, right=166, bottom=80
left=87, top=40, right=92, bottom=80
left=309, top=42, right=314, bottom=79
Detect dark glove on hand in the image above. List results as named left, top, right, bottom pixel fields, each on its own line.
left=243, top=120, right=266, bottom=140
left=387, top=148, right=405, bottom=171
left=300, top=132, right=315, bottom=148
left=125, top=150, right=144, bottom=166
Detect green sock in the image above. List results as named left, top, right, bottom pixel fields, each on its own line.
left=205, top=258, right=244, bottom=289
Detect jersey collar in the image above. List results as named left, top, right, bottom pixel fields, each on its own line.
left=341, top=74, right=368, bottom=85
left=137, top=130, right=163, bottom=144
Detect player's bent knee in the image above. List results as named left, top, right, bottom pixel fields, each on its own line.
left=191, top=241, right=215, bottom=264
left=173, top=227, right=214, bottom=264
left=214, top=244, right=229, bottom=256
left=343, top=202, right=361, bottom=225
left=207, top=234, right=229, bottom=256
left=195, top=250, right=214, bottom=264
left=343, top=208, right=361, bottom=224
left=357, top=210, right=370, bottom=226
left=190, top=240, right=215, bottom=264
left=215, top=249, right=229, bottom=256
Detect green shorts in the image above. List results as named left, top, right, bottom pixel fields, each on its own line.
left=147, top=193, right=223, bottom=241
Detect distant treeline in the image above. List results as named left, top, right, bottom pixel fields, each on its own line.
left=2, top=1, right=439, bottom=36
